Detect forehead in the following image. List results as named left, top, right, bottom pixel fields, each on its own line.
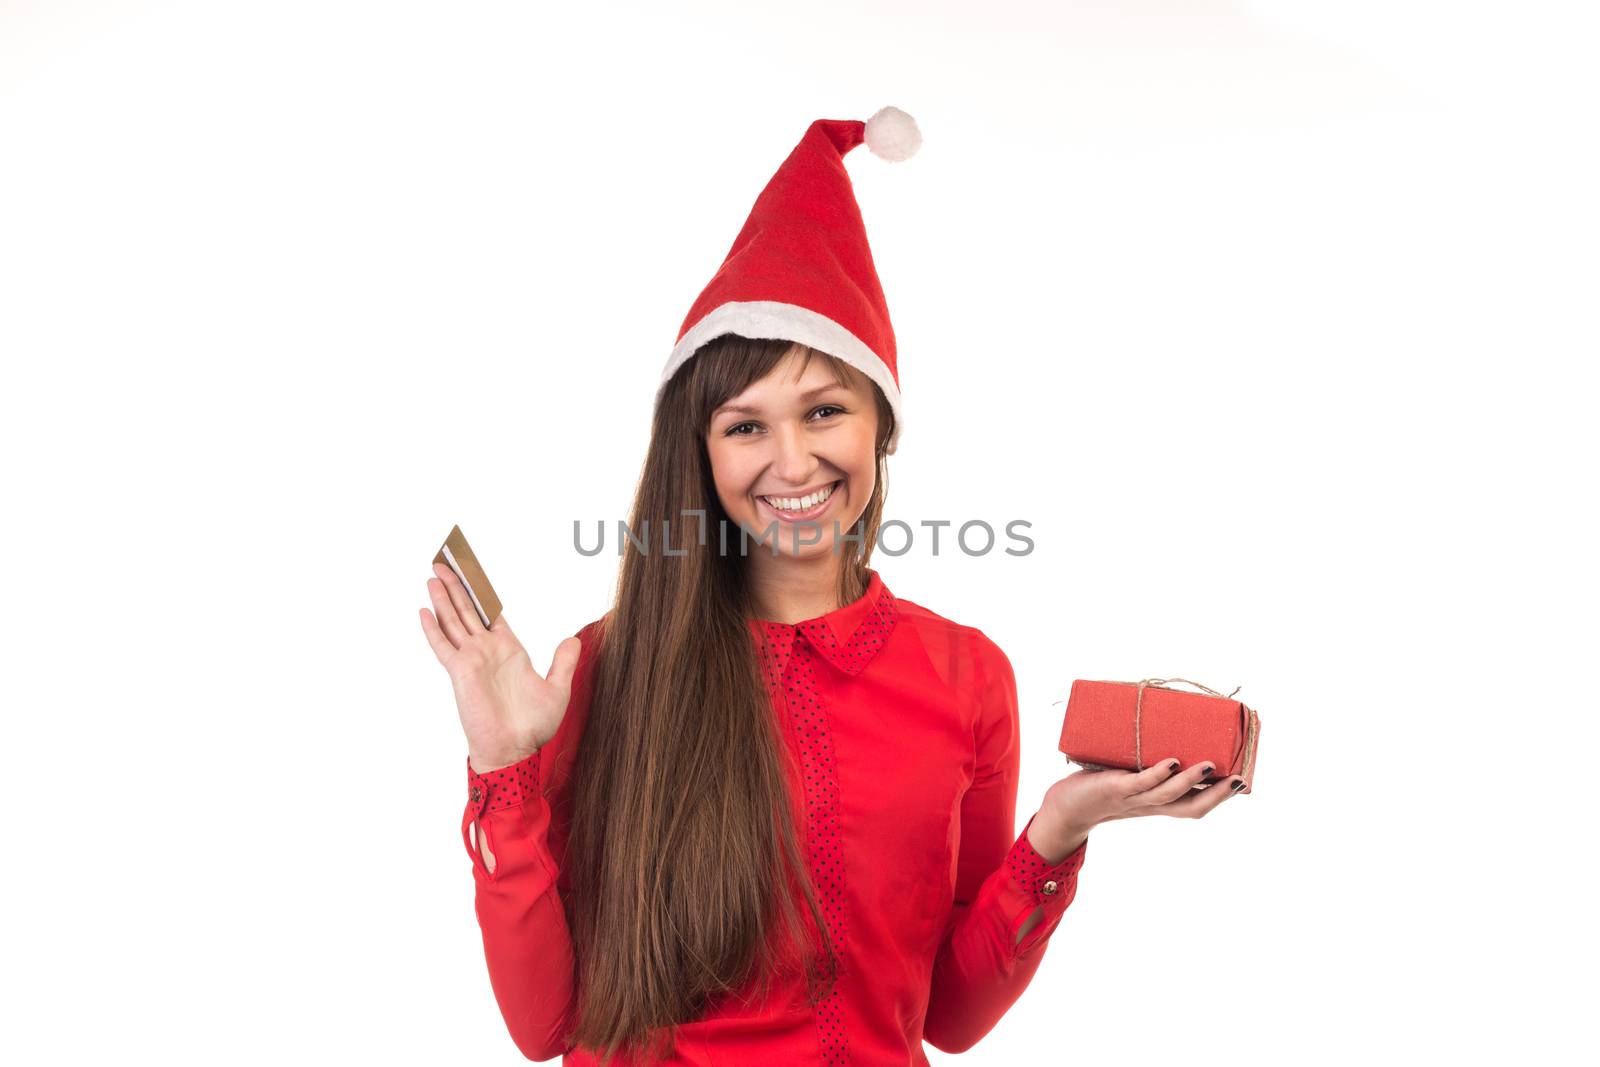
left=730, top=347, right=865, bottom=403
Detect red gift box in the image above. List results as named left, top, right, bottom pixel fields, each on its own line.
left=1059, top=677, right=1261, bottom=793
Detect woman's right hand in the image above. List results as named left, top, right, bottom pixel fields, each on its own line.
left=419, top=561, right=582, bottom=773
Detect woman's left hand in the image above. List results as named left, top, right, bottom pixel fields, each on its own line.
left=1028, top=758, right=1247, bottom=861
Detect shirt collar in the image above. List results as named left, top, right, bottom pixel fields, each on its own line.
left=748, top=569, right=899, bottom=677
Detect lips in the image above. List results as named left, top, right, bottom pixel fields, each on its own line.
left=756, top=480, right=841, bottom=523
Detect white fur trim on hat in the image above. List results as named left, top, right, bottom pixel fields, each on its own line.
left=657, top=300, right=903, bottom=454
left=864, top=106, right=921, bottom=163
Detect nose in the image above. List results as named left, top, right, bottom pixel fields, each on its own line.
left=768, top=420, right=819, bottom=487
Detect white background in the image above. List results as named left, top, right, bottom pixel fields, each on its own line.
left=2, top=1, right=1595, bottom=1062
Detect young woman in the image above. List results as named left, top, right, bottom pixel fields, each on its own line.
left=419, top=109, right=1245, bottom=1066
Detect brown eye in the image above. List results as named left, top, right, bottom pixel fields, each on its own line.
left=810, top=404, right=845, bottom=420
left=725, top=421, right=759, bottom=437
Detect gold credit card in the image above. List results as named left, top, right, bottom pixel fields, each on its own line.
left=433, top=524, right=503, bottom=629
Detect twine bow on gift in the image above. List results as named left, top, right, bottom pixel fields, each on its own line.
left=1061, top=677, right=1257, bottom=779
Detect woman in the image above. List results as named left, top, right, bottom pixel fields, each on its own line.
left=419, top=108, right=1245, bottom=1066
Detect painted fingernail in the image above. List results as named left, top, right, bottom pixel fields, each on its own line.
left=1201, top=765, right=1215, bottom=776
left=1168, top=761, right=1180, bottom=773
left=1231, top=779, right=1246, bottom=791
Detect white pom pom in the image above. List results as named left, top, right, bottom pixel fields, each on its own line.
left=864, top=106, right=921, bottom=162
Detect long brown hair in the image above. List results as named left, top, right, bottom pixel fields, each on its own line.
left=563, top=334, right=896, bottom=1064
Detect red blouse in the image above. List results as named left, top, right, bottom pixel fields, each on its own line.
left=461, top=569, right=1088, bottom=1064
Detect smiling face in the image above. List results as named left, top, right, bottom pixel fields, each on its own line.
left=704, top=344, right=881, bottom=565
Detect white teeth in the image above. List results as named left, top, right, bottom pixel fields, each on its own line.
left=762, top=481, right=837, bottom=512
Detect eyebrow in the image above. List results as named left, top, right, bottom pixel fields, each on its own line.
left=713, top=382, right=850, bottom=417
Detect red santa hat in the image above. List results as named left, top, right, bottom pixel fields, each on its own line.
left=656, top=105, right=921, bottom=454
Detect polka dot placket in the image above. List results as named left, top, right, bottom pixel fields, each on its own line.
left=755, top=588, right=899, bottom=1067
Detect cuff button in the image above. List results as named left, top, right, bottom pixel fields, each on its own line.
left=1042, top=880, right=1059, bottom=896
left=469, top=786, right=483, bottom=804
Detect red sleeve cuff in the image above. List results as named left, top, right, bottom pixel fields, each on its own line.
left=466, top=750, right=542, bottom=820
left=1004, top=813, right=1088, bottom=908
